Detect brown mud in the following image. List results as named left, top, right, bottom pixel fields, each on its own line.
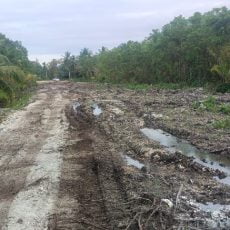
left=0, top=81, right=229, bottom=229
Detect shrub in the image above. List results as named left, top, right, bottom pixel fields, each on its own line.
left=193, top=96, right=230, bottom=115
left=0, top=66, right=36, bottom=107
left=219, top=104, right=230, bottom=114
left=216, top=83, right=230, bottom=93
left=202, top=96, right=217, bottom=112
left=0, top=89, right=9, bottom=107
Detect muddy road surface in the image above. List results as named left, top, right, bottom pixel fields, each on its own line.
left=0, top=81, right=229, bottom=229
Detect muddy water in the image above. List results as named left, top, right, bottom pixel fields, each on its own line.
left=92, top=104, right=102, bottom=116
left=72, top=102, right=102, bottom=116
left=197, top=201, right=230, bottom=229
left=124, top=155, right=145, bottom=169
left=141, top=128, right=230, bottom=185
left=141, top=128, right=230, bottom=227
left=198, top=202, right=230, bottom=212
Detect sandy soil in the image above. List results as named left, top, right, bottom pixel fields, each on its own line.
left=0, top=81, right=229, bottom=229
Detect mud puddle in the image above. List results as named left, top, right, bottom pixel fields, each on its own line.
left=72, top=101, right=102, bottom=116
left=92, top=103, right=102, bottom=116
left=124, top=155, right=145, bottom=169
left=198, top=202, right=230, bottom=212
left=195, top=201, right=230, bottom=229
left=141, top=128, right=230, bottom=184
left=141, top=127, right=230, bottom=227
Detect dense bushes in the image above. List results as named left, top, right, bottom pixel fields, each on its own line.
left=0, top=66, right=36, bottom=106
left=216, top=83, right=230, bottom=93
left=93, top=7, right=230, bottom=86
left=0, top=34, right=37, bottom=107
left=46, top=7, right=230, bottom=90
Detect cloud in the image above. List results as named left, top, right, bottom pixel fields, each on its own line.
left=118, top=11, right=158, bottom=19
left=29, top=54, right=62, bottom=63
left=0, top=0, right=229, bottom=62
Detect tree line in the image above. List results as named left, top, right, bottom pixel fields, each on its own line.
left=37, top=7, right=230, bottom=92
left=0, top=33, right=37, bottom=107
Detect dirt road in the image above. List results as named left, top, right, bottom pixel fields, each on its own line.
left=0, top=81, right=229, bottom=229
left=0, top=82, right=71, bottom=229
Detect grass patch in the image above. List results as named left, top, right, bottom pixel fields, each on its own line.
left=11, top=93, right=32, bottom=110
left=120, top=82, right=188, bottom=91
left=202, top=96, right=217, bottom=112
left=0, top=91, right=33, bottom=125
left=219, top=104, right=230, bottom=114
left=152, top=82, right=188, bottom=90
left=71, top=77, right=190, bottom=91
left=213, top=118, right=230, bottom=129
left=124, top=83, right=152, bottom=90
left=193, top=96, right=230, bottom=115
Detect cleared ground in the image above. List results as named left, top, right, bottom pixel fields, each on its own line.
left=0, top=81, right=229, bottom=229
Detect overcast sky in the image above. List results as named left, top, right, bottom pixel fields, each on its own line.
left=1, top=0, right=229, bottom=63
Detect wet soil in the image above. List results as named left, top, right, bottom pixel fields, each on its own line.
left=0, top=81, right=229, bottom=229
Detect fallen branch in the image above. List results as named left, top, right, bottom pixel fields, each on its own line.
left=144, top=204, right=161, bottom=227
left=138, top=213, right=143, bottom=230
left=174, top=184, right=183, bottom=214
left=125, top=212, right=140, bottom=230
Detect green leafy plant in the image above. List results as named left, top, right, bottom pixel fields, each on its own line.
left=219, top=104, right=230, bottom=114
left=11, top=93, right=31, bottom=110
left=202, top=96, right=217, bottom=112
left=193, top=96, right=230, bottom=115
left=213, top=118, right=230, bottom=129
left=0, top=66, right=36, bottom=107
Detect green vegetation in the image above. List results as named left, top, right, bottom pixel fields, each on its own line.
left=44, top=7, right=230, bottom=91
left=122, top=83, right=151, bottom=90
left=193, top=96, right=230, bottom=114
left=216, top=83, right=230, bottom=93
left=213, top=117, right=230, bottom=129
left=200, top=96, right=218, bottom=112
left=152, top=82, right=188, bottom=90
left=0, top=89, right=8, bottom=107
left=219, top=104, right=230, bottom=114
left=193, top=95, right=230, bottom=130
left=0, top=33, right=37, bottom=107
left=11, top=93, right=32, bottom=110
left=121, top=82, right=188, bottom=90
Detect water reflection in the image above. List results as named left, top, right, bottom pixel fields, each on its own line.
left=141, top=128, right=230, bottom=185
left=124, top=155, right=145, bottom=169
left=92, top=104, right=102, bottom=116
